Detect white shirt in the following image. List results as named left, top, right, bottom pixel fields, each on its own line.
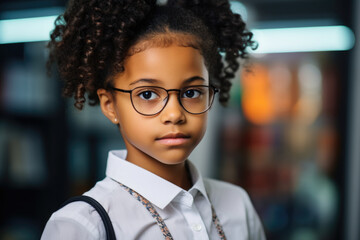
left=41, top=150, right=266, bottom=240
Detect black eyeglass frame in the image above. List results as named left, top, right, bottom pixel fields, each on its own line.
left=110, top=85, right=219, bottom=116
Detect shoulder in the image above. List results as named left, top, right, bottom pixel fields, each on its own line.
left=58, top=177, right=121, bottom=217
left=203, top=178, right=267, bottom=239
left=41, top=177, right=121, bottom=240
left=204, top=178, right=252, bottom=206
left=204, top=178, right=255, bottom=216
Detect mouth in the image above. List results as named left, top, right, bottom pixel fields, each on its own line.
left=156, top=133, right=191, bottom=146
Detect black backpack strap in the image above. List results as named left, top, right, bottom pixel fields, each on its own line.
left=61, top=195, right=116, bottom=240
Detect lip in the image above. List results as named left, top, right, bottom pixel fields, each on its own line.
left=156, top=133, right=190, bottom=146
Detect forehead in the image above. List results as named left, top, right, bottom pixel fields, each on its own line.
left=127, top=32, right=201, bottom=56
left=116, top=44, right=209, bottom=87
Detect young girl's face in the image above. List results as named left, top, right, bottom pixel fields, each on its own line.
left=98, top=43, right=210, bottom=167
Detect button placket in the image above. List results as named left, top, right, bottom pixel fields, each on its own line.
left=182, top=201, right=209, bottom=239
left=174, top=190, right=212, bottom=239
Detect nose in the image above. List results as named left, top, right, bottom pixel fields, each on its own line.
left=160, top=92, right=186, bottom=125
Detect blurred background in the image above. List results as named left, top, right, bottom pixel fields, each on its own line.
left=0, top=0, right=359, bottom=239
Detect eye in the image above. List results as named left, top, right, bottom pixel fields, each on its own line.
left=182, top=89, right=201, bottom=98
left=138, top=90, right=159, bottom=100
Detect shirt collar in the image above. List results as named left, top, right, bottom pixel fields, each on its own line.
left=187, top=160, right=209, bottom=203
left=105, top=150, right=210, bottom=209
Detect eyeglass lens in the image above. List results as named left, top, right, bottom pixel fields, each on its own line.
left=131, top=86, right=214, bottom=115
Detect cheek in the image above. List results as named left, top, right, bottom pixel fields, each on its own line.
left=115, top=99, right=150, bottom=137
left=118, top=111, right=153, bottom=138
left=190, top=113, right=208, bottom=141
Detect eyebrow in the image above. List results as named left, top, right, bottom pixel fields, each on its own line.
left=129, top=76, right=205, bottom=86
left=129, top=78, right=160, bottom=86
left=184, top=76, right=205, bottom=84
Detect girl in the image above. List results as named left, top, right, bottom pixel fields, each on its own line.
left=41, top=0, right=265, bottom=239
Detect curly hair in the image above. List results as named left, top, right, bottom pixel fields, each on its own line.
left=48, top=0, right=256, bottom=109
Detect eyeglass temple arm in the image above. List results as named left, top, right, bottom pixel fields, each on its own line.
left=110, top=87, right=132, bottom=93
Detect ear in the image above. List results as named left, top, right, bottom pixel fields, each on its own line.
left=97, top=88, right=118, bottom=124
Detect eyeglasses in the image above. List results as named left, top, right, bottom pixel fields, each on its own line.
left=110, top=85, right=218, bottom=116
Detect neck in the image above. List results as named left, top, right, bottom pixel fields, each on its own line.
left=126, top=150, right=193, bottom=190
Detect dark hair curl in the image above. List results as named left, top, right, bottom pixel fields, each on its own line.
left=48, top=0, right=256, bottom=109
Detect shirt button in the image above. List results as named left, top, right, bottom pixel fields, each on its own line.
left=191, top=224, right=202, bottom=231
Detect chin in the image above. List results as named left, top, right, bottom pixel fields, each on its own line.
left=155, top=149, right=192, bottom=165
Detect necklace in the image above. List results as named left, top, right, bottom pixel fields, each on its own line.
left=119, top=183, right=226, bottom=240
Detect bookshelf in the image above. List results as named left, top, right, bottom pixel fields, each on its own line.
left=0, top=41, right=69, bottom=239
